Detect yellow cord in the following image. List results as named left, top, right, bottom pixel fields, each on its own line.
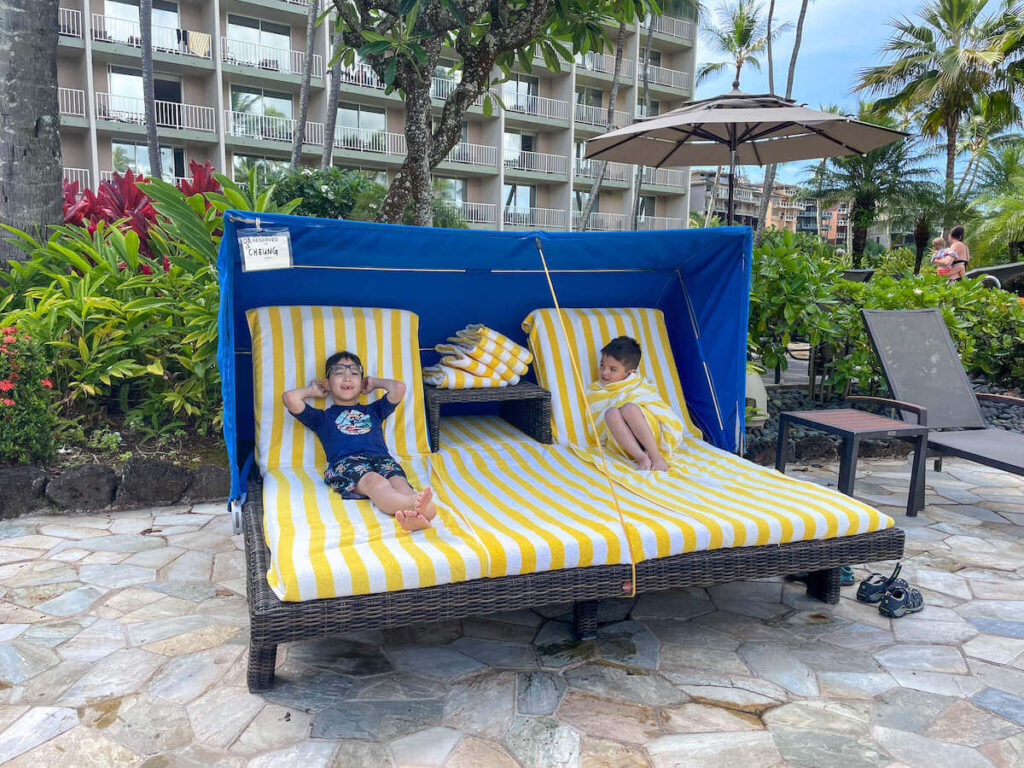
left=534, top=238, right=639, bottom=598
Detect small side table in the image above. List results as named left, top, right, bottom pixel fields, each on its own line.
left=776, top=409, right=929, bottom=517
left=424, top=381, right=552, bottom=452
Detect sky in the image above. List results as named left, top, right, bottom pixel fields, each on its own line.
left=691, top=0, right=923, bottom=185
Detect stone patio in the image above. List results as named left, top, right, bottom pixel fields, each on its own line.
left=1, top=457, right=1023, bottom=767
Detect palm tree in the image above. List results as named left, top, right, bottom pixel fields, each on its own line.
left=974, top=173, right=1024, bottom=262
left=0, top=0, right=63, bottom=264
left=322, top=31, right=344, bottom=170
left=140, top=0, right=161, bottom=181
left=804, top=105, right=933, bottom=267
left=857, top=0, right=1023, bottom=213
left=290, top=0, right=318, bottom=168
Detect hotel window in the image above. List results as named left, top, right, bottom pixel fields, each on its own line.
left=112, top=141, right=184, bottom=179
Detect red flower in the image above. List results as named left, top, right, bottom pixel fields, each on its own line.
left=0, top=380, right=13, bottom=392
left=0, top=326, right=14, bottom=334
left=41, top=378, right=53, bottom=389
left=1, top=398, right=13, bottom=406
left=2, top=335, right=15, bottom=344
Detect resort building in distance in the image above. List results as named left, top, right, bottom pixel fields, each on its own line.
left=56, top=0, right=698, bottom=231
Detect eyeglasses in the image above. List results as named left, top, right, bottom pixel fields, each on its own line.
left=328, top=364, right=363, bottom=376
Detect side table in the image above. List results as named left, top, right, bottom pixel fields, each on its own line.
left=776, top=409, right=929, bottom=517
left=424, top=381, right=552, bottom=452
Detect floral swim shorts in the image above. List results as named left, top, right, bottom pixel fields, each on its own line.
left=323, top=453, right=407, bottom=499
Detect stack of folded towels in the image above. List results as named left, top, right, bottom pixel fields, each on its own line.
left=423, top=324, right=533, bottom=388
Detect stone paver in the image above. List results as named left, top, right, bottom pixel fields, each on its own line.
left=0, top=457, right=1019, bottom=765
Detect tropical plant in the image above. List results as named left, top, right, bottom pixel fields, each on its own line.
left=0, top=324, right=55, bottom=463
left=270, top=167, right=383, bottom=220
left=973, top=172, right=1024, bottom=262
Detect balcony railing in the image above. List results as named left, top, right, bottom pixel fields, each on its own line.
left=91, top=15, right=212, bottom=59
left=332, top=125, right=406, bottom=156
left=575, top=52, right=636, bottom=79
left=338, top=63, right=385, bottom=91
left=443, top=201, right=497, bottom=224
left=221, top=37, right=323, bottom=78
left=503, top=206, right=567, bottom=229
left=504, top=148, right=566, bottom=175
left=59, top=8, right=82, bottom=37
left=573, top=102, right=631, bottom=128
left=643, top=14, right=696, bottom=41
left=226, top=110, right=325, bottom=145
left=646, top=64, right=691, bottom=90
left=642, top=166, right=687, bottom=187
left=59, top=87, right=86, bottom=118
left=97, top=93, right=216, bottom=132
left=446, top=142, right=497, bottom=166
left=101, top=170, right=188, bottom=185
left=636, top=215, right=684, bottom=230
left=573, top=210, right=626, bottom=231
left=575, top=158, right=631, bottom=183
left=500, top=88, right=569, bottom=120
left=62, top=167, right=91, bottom=189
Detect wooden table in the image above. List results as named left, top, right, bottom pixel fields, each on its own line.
left=776, top=409, right=929, bottom=517
left=424, top=381, right=552, bottom=452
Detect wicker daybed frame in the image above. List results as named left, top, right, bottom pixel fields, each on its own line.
left=242, top=477, right=905, bottom=691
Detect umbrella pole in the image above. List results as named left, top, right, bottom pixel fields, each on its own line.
left=727, top=149, right=736, bottom=226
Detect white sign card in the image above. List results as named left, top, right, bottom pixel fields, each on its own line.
left=238, top=226, right=293, bottom=272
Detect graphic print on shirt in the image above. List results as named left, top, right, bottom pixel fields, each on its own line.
left=335, top=409, right=373, bottom=436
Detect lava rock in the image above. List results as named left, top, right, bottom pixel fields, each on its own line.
left=0, top=465, right=48, bottom=519
left=116, top=457, right=191, bottom=508
left=794, top=435, right=837, bottom=462
left=184, top=464, right=231, bottom=502
left=45, top=464, right=117, bottom=511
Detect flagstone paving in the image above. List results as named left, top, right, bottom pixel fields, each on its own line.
left=0, top=457, right=1023, bottom=767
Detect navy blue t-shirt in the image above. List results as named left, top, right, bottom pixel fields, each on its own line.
left=292, top=398, right=398, bottom=464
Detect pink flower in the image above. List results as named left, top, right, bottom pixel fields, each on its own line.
left=40, top=378, right=53, bottom=389
left=0, top=380, right=13, bottom=392
left=0, top=326, right=14, bottom=334
left=2, top=335, right=15, bottom=344
left=1, top=398, right=13, bottom=406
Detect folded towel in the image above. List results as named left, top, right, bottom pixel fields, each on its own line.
left=449, top=339, right=529, bottom=378
left=424, top=364, right=509, bottom=389
left=435, top=343, right=501, bottom=378
left=455, top=325, right=533, bottom=365
left=586, top=372, right=687, bottom=459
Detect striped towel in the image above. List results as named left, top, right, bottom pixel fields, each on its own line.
left=424, top=364, right=508, bottom=388
left=427, top=324, right=531, bottom=389
left=456, top=325, right=533, bottom=365
left=586, top=372, right=687, bottom=460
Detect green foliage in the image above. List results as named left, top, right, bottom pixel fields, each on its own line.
left=269, top=167, right=380, bottom=220
left=0, top=324, right=56, bottom=464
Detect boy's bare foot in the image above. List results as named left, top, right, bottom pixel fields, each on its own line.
left=635, top=454, right=652, bottom=471
left=395, top=509, right=432, bottom=531
left=415, top=487, right=437, bottom=521
left=651, top=455, right=670, bottom=472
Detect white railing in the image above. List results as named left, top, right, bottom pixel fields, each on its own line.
left=96, top=93, right=216, bottom=132
left=221, top=37, right=323, bottom=78
left=59, top=7, right=82, bottom=37
left=500, top=87, right=569, bottom=120
left=643, top=14, right=696, bottom=41
left=642, top=166, right=687, bottom=187
left=59, top=87, right=86, bottom=117
left=647, top=64, right=691, bottom=90
left=446, top=142, right=497, bottom=166
left=503, top=206, right=567, bottom=229
left=338, top=63, right=385, bottom=91
left=431, top=76, right=458, bottom=100
left=575, top=158, right=631, bottom=183
left=573, top=102, right=631, bottom=128
left=573, top=210, right=626, bottom=231
left=62, top=167, right=91, bottom=189
left=504, top=148, right=566, bottom=175
left=225, top=110, right=325, bottom=145
left=531, top=50, right=569, bottom=71
left=575, top=52, right=635, bottom=79
left=446, top=201, right=497, bottom=224
left=636, top=215, right=684, bottom=230
left=332, top=125, right=406, bottom=156
left=91, top=15, right=212, bottom=59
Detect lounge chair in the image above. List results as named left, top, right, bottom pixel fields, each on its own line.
left=856, top=309, right=1024, bottom=483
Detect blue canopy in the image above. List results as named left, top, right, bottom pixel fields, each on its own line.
left=217, top=211, right=753, bottom=501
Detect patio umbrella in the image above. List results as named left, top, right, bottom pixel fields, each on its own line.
left=585, top=89, right=908, bottom=225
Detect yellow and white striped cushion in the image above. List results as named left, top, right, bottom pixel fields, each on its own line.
left=247, top=305, right=430, bottom=471
left=522, top=307, right=702, bottom=446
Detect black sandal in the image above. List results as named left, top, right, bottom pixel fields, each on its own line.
left=878, top=585, right=925, bottom=618
left=856, top=563, right=906, bottom=604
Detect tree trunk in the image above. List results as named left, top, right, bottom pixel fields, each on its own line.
left=579, top=21, right=626, bottom=231
left=380, top=87, right=433, bottom=225
left=766, top=0, right=775, bottom=94
left=321, top=31, right=344, bottom=170
left=913, top=216, right=930, bottom=274
left=140, top=0, right=161, bottom=181
left=704, top=166, right=722, bottom=226
left=290, top=0, right=318, bottom=169
left=851, top=204, right=868, bottom=268
left=631, top=23, right=655, bottom=229
left=942, top=117, right=957, bottom=236
left=0, top=0, right=62, bottom=263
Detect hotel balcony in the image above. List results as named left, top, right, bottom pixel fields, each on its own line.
left=575, top=52, right=636, bottom=79
left=573, top=103, right=631, bottom=130
left=221, top=37, right=323, bottom=79
left=636, top=215, right=685, bottom=230
left=101, top=170, right=189, bottom=184
left=642, top=166, right=688, bottom=187
left=446, top=201, right=498, bottom=225
left=226, top=110, right=325, bottom=145
left=573, top=210, right=627, bottom=231
left=62, top=167, right=91, bottom=190
left=504, top=149, right=567, bottom=176
left=575, top=158, right=632, bottom=183
left=500, top=88, right=570, bottom=121
left=59, top=88, right=86, bottom=118
left=59, top=7, right=82, bottom=38
left=331, top=126, right=406, bottom=157
left=503, top=206, right=568, bottom=229
left=642, top=14, right=696, bottom=42
left=430, top=77, right=489, bottom=107
left=445, top=142, right=498, bottom=168
left=646, top=64, right=692, bottom=92
left=97, top=93, right=217, bottom=133
left=90, top=15, right=212, bottom=60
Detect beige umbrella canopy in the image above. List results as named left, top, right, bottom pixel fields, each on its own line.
left=585, top=90, right=908, bottom=224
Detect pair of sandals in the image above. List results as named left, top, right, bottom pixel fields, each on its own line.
left=855, top=563, right=924, bottom=618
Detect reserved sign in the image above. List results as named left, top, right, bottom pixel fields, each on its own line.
left=239, top=229, right=293, bottom=272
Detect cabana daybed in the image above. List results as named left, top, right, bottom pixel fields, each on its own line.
left=217, top=214, right=905, bottom=692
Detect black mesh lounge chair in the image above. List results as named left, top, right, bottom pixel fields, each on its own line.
left=856, top=309, right=1024, bottom=490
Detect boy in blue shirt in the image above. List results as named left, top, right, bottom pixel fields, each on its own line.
left=282, top=351, right=436, bottom=531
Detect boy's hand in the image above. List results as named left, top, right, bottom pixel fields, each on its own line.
left=309, top=379, right=329, bottom=398
left=360, top=376, right=377, bottom=395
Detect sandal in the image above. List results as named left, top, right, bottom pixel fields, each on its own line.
left=878, top=584, right=925, bottom=618
left=840, top=566, right=855, bottom=587
left=856, top=563, right=906, bottom=604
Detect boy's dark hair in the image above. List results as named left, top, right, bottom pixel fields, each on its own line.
left=950, top=225, right=965, bottom=240
left=325, top=350, right=362, bottom=376
left=601, top=336, right=642, bottom=370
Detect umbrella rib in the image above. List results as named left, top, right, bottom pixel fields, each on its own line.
left=799, top=122, right=866, bottom=155
left=586, top=131, right=652, bottom=160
